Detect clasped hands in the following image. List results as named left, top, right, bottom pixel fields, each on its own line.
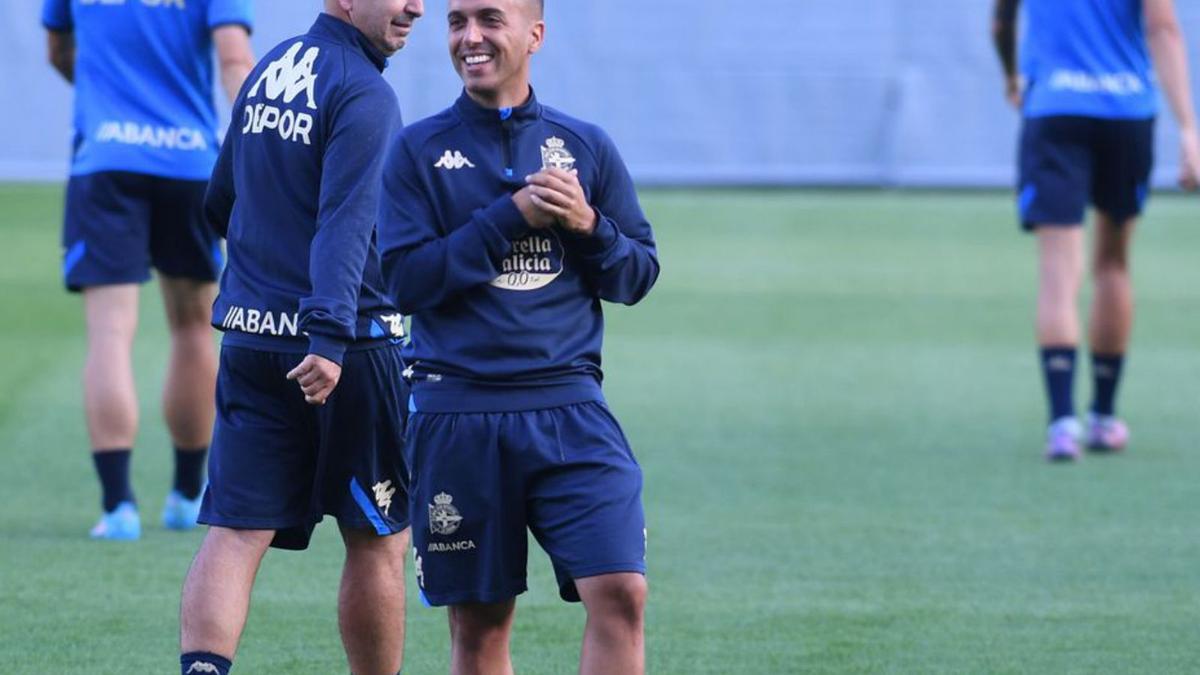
left=512, top=168, right=597, bottom=236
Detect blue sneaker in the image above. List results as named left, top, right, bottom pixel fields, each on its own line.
left=161, top=490, right=203, bottom=531
left=89, top=501, right=141, bottom=540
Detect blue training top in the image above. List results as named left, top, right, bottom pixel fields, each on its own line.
left=1021, top=0, right=1157, bottom=119
left=41, top=0, right=253, bottom=180
left=205, top=14, right=404, bottom=365
left=378, top=90, right=660, bottom=414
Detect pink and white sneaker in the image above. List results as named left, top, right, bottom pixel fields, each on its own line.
left=1044, top=417, right=1082, bottom=462
left=1086, top=412, right=1129, bottom=453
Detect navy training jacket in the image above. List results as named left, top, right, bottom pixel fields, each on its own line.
left=378, top=90, right=660, bottom=413
left=206, top=13, right=404, bottom=365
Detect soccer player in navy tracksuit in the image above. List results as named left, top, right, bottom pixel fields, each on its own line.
left=993, top=0, right=1200, bottom=461
left=378, top=1, right=659, bottom=672
left=178, top=3, right=424, bottom=674
left=42, top=0, right=253, bottom=540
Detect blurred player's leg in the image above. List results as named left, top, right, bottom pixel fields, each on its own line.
left=576, top=573, right=647, bottom=675
left=448, top=600, right=516, bottom=675
left=84, top=285, right=140, bottom=449
left=1086, top=212, right=1136, bottom=452
left=1035, top=227, right=1084, bottom=460
left=1036, top=226, right=1084, bottom=349
left=84, top=284, right=141, bottom=538
left=158, top=276, right=217, bottom=529
left=338, top=526, right=409, bottom=675
left=180, top=526, right=274, bottom=674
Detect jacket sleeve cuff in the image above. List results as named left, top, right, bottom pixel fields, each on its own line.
left=563, top=209, right=619, bottom=255
left=307, top=335, right=348, bottom=366
left=480, top=196, right=532, bottom=240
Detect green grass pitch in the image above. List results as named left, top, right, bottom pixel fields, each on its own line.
left=1, top=183, right=1199, bottom=673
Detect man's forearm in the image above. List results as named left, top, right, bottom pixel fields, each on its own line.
left=47, top=31, right=75, bottom=84
left=1148, top=22, right=1197, bottom=132
left=992, top=0, right=1020, bottom=77
left=213, top=25, right=254, bottom=103
left=220, top=61, right=253, bottom=103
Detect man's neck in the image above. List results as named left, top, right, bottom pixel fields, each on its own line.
left=468, top=82, right=531, bottom=110
left=323, top=8, right=352, bottom=25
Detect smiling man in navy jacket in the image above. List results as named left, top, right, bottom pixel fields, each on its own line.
left=177, top=2, right=424, bottom=674
left=378, top=1, right=659, bottom=673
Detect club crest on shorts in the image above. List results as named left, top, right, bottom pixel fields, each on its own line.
left=540, top=136, right=576, bottom=171
left=379, top=313, right=405, bottom=338
left=490, top=230, right=565, bottom=291
left=429, top=492, right=463, bottom=535
left=372, top=480, right=396, bottom=516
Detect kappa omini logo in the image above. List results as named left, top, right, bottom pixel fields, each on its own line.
left=373, top=480, right=396, bottom=516
left=249, top=42, right=320, bottom=109
left=243, top=42, right=320, bottom=145
left=541, top=136, right=576, bottom=171
left=185, top=662, right=219, bottom=674
left=490, top=231, right=565, bottom=291
left=429, top=492, right=463, bottom=535
left=434, top=150, right=476, bottom=170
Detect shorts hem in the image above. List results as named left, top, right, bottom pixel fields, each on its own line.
left=154, top=269, right=219, bottom=284
left=338, top=517, right=411, bottom=534
left=1022, top=220, right=1084, bottom=233
left=197, top=514, right=311, bottom=531
left=419, top=585, right=527, bottom=607
left=1091, top=205, right=1143, bottom=223
left=66, top=275, right=152, bottom=293
left=566, top=562, right=648, bottom=580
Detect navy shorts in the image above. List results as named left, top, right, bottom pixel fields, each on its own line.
left=1017, top=116, right=1154, bottom=231
left=61, top=170, right=222, bottom=292
left=200, top=344, right=411, bottom=550
left=407, top=401, right=646, bottom=605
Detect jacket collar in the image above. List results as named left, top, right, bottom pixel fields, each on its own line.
left=454, top=87, right=541, bottom=128
left=309, top=13, right=389, bottom=72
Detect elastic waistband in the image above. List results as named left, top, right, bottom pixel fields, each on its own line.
left=410, top=376, right=604, bottom=414
left=220, top=332, right=396, bottom=354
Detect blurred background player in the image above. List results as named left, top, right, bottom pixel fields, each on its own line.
left=42, top=0, right=254, bottom=538
left=379, top=0, right=659, bottom=672
left=178, top=2, right=423, bottom=674
left=992, top=0, right=1200, bottom=461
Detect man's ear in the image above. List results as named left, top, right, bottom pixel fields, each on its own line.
left=528, top=20, right=545, bottom=55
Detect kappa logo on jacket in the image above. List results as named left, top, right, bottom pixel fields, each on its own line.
left=434, top=150, right=476, bottom=170
left=242, top=42, right=320, bottom=145
left=249, top=42, right=319, bottom=108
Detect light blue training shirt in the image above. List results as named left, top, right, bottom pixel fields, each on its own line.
left=42, top=0, right=253, bottom=179
left=1021, top=0, right=1158, bottom=119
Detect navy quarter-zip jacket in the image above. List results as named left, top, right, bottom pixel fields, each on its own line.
left=378, top=90, right=660, bottom=413
left=205, top=14, right=403, bottom=365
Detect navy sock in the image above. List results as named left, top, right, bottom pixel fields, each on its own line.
left=173, top=446, right=208, bottom=500
left=181, top=652, right=231, bottom=675
left=1090, top=353, right=1125, bottom=417
left=92, top=449, right=134, bottom=513
left=1040, top=346, right=1076, bottom=423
